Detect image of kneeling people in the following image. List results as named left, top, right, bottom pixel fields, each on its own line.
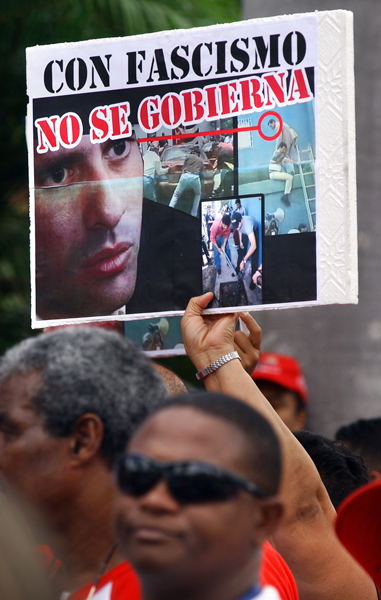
left=231, top=212, right=260, bottom=291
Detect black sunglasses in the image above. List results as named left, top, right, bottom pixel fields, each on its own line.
left=114, top=453, right=271, bottom=504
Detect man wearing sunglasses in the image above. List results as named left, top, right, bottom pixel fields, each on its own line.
left=114, top=392, right=286, bottom=600
left=180, top=292, right=377, bottom=600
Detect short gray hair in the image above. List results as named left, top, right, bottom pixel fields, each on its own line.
left=0, top=328, right=169, bottom=461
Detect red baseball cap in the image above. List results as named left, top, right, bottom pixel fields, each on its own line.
left=336, top=479, right=381, bottom=588
left=252, top=352, right=308, bottom=403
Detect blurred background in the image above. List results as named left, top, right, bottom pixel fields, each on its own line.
left=2, top=0, right=380, bottom=437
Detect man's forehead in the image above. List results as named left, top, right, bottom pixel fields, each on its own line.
left=0, top=371, right=43, bottom=412
left=129, top=406, right=248, bottom=472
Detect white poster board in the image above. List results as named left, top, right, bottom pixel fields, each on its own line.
left=26, top=10, right=356, bottom=327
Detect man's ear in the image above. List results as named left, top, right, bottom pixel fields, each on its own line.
left=369, top=469, right=381, bottom=481
left=250, top=497, right=284, bottom=546
left=68, top=413, right=105, bottom=466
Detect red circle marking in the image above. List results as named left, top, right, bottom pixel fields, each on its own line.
left=257, top=111, right=283, bottom=141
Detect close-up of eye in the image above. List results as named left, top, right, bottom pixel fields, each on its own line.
left=113, top=140, right=129, bottom=156
left=35, top=163, right=73, bottom=187
left=105, top=139, right=132, bottom=161
left=50, top=166, right=66, bottom=184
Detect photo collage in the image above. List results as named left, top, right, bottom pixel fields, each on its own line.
left=136, top=99, right=317, bottom=308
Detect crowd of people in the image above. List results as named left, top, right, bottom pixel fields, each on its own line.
left=0, top=295, right=379, bottom=600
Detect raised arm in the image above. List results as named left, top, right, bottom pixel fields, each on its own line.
left=181, top=294, right=377, bottom=600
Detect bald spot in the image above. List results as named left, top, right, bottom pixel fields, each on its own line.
left=153, top=363, right=188, bottom=397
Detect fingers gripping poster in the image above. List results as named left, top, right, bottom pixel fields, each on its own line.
left=27, top=11, right=357, bottom=327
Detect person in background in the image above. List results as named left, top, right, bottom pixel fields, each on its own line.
left=251, top=352, right=308, bottom=431
left=336, top=418, right=381, bottom=479
left=294, top=431, right=370, bottom=509
left=204, top=204, right=215, bottom=249
left=235, top=199, right=246, bottom=216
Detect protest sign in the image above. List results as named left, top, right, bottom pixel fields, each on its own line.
left=27, top=9, right=356, bottom=327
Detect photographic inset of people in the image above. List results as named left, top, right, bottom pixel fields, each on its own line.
left=238, top=107, right=315, bottom=237
left=268, top=118, right=299, bottom=161
left=234, top=198, right=246, bottom=216
left=143, top=140, right=168, bottom=202
left=139, top=118, right=236, bottom=215
left=201, top=197, right=262, bottom=307
left=201, top=204, right=215, bottom=267
left=169, top=146, right=204, bottom=217
left=211, top=134, right=235, bottom=198
left=269, top=141, right=297, bottom=206
left=204, top=204, right=215, bottom=248
left=231, top=211, right=260, bottom=291
left=210, top=212, right=232, bottom=276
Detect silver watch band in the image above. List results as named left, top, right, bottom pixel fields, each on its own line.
left=195, top=351, right=241, bottom=381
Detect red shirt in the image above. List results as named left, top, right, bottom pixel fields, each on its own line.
left=65, top=562, right=140, bottom=600
left=210, top=216, right=231, bottom=244
left=65, top=544, right=297, bottom=600
left=261, top=541, right=299, bottom=600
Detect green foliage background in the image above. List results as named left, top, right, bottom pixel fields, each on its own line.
left=0, top=0, right=241, bottom=353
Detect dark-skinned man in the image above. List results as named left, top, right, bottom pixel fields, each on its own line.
left=114, top=392, right=286, bottom=600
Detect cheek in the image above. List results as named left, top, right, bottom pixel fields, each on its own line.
left=187, top=505, right=238, bottom=550
left=187, top=503, right=256, bottom=568
left=112, top=494, right=137, bottom=547
left=1, top=439, right=53, bottom=490
left=117, top=180, right=143, bottom=245
left=35, top=192, right=84, bottom=266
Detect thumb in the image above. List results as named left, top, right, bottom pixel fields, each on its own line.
left=184, top=293, right=214, bottom=318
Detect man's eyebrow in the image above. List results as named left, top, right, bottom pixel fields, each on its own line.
left=35, top=151, right=84, bottom=171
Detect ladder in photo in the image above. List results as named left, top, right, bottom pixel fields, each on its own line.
left=297, top=144, right=316, bottom=231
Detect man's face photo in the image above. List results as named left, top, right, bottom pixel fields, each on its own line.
left=34, top=135, right=143, bottom=319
